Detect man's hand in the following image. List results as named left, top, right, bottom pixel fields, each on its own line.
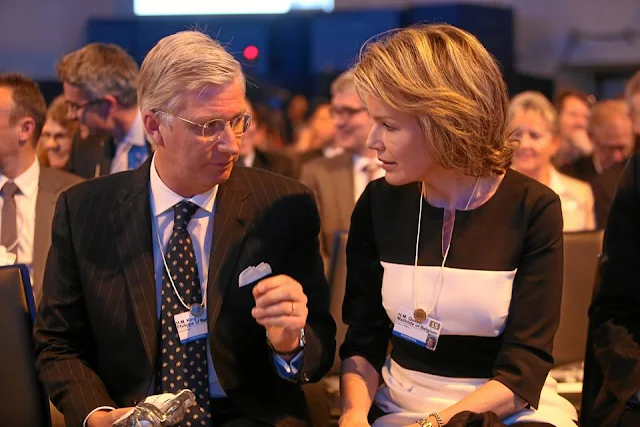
left=252, top=275, right=308, bottom=353
left=86, top=408, right=133, bottom=427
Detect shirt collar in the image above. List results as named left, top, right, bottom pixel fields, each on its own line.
left=149, top=154, right=217, bottom=217
left=243, top=148, right=255, bottom=167
left=352, top=154, right=380, bottom=171
left=0, top=157, right=40, bottom=198
left=118, top=111, right=146, bottom=147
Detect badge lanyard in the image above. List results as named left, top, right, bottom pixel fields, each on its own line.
left=412, top=177, right=480, bottom=322
left=153, top=213, right=207, bottom=317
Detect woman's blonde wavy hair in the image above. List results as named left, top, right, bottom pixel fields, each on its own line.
left=352, top=24, right=514, bottom=176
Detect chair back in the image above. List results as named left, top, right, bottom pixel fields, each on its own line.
left=553, top=230, right=604, bottom=366
left=327, top=230, right=349, bottom=375
left=0, top=264, right=51, bottom=426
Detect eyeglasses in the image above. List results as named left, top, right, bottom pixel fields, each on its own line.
left=155, top=111, right=252, bottom=140
left=329, top=106, right=367, bottom=120
left=65, top=99, right=104, bottom=114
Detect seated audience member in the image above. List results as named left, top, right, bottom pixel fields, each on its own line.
left=587, top=152, right=640, bottom=427
left=509, top=91, right=595, bottom=231
left=300, top=71, right=381, bottom=265
left=552, top=88, right=593, bottom=167
left=339, top=24, right=578, bottom=427
left=561, top=100, right=634, bottom=182
left=238, top=99, right=296, bottom=178
left=295, top=103, right=339, bottom=164
left=590, top=73, right=640, bottom=229
left=57, top=43, right=152, bottom=178
left=0, top=74, right=82, bottom=303
left=34, top=31, right=335, bottom=427
left=285, top=94, right=309, bottom=144
left=626, top=70, right=640, bottom=148
left=37, top=95, right=78, bottom=170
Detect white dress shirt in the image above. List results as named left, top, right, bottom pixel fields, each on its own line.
left=352, top=154, right=384, bottom=203
left=110, top=112, right=147, bottom=174
left=148, top=155, right=226, bottom=397
left=548, top=167, right=596, bottom=232
left=242, top=148, right=255, bottom=167
left=0, top=158, right=39, bottom=271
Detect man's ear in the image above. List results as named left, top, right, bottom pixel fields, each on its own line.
left=143, top=111, right=165, bottom=147
left=17, top=117, right=36, bottom=145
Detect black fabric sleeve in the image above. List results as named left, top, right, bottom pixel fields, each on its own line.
left=339, top=185, right=392, bottom=372
left=491, top=191, right=564, bottom=408
left=590, top=153, right=640, bottom=404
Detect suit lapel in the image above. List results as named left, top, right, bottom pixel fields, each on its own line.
left=206, top=169, right=252, bottom=329
left=110, top=159, right=157, bottom=364
left=32, top=168, right=61, bottom=302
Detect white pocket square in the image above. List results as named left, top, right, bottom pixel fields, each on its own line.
left=239, top=262, right=272, bottom=287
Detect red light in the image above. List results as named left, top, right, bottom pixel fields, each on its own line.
left=243, top=45, right=259, bottom=61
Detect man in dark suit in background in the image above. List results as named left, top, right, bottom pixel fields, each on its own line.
left=0, top=74, right=82, bottom=305
left=57, top=43, right=152, bottom=178
left=238, top=99, right=296, bottom=178
left=587, top=152, right=640, bottom=427
left=35, top=31, right=335, bottom=427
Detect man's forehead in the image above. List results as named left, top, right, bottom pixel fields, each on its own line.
left=182, top=85, right=246, bottom=116
left=63, top=83, right=88, bottom=101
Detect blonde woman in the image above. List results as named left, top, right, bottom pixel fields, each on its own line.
left=339, top=25, right=578, bottom=427
left=37, top=95, right=78, bottom=170
left=510, top=91, right=595, bottom=232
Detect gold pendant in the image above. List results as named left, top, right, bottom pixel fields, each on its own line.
left=413, top=308, right=427, bottom=323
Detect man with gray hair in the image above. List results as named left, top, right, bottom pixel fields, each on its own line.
left=57, top=43, right=152, bottom=178
left=35, top=31, right=335, bottom=427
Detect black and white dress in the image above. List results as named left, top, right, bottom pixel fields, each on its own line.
left=340, top=169, right=578, bottom=426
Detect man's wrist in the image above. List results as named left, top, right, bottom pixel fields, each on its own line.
left=266, top=328, right=306, bottom=355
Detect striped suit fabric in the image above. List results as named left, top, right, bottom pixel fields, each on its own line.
left=34, top=159, right=336, bottom=427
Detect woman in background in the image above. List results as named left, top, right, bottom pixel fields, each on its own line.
left=37, top=95, right=77, bottom=170
left=339, top=24, right=578, bottom=427
left=509, top=91, right=595, bottom=232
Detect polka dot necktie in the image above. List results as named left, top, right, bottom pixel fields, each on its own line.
left=156, top=201, right=211, bottom=426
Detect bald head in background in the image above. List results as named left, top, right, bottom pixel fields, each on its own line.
left=589, top=100, right=635, bottom=173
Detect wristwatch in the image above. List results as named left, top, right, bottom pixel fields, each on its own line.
left=266, top=328, right=306, bottom=355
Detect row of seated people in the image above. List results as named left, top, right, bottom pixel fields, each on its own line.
left=1, top=23, right=640, bottom=427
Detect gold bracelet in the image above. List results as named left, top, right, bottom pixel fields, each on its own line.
left=429, top=412, right=444, bottom=427
left=415, top=418, right=434, bottom=427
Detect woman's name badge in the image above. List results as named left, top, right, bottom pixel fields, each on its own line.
left=174, top=311, right=208, bottom=344
left=392, top=306, right=443, bottom=351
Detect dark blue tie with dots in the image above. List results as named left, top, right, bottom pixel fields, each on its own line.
left=156, top=201, right=211, bottom=426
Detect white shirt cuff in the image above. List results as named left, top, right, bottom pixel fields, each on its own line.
left=83, top=406, right=116, bottom=427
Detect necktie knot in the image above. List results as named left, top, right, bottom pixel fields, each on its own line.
left=173, top=201, right=199, bottom=231
left=1, top=181, right=19, bottom=198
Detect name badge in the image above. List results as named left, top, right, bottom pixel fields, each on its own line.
left=392, top=306, right=443, bottom=351
left=174, top=310, right=208, bottom=344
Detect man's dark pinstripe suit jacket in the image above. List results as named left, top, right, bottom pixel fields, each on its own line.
left=33, top=158, right=336, bottom=427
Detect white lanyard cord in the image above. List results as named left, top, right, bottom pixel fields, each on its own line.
left=412, top=177, right=480, bottom=316
left=153, top=215, right=206, bottom=313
